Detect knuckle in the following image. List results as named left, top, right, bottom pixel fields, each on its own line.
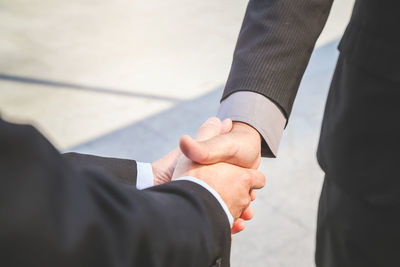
left=201, top=125, right=218, bottom=136
left=240, top=196, right=251, bottom=209
left=244, top=200, right=251, bottom=209
left=239, top=200, right=247, bottom=209
left=260, top=173, right=266, bottom=186
left=242, top=172, right=251, bottom=186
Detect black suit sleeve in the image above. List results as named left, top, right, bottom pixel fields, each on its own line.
left=63, top=152, right=138, bottom=186
left=222, top=0, right=334, bottom=118
left=0, top=119, right=231, bottom=267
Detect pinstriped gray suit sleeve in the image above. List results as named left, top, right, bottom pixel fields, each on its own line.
left=219, top=0, right=333, bottom=157
left=217, top=91, right=286, bottom=157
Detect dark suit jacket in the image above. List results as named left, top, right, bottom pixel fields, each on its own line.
left=222, top=0, right=400, bottom=119
left=0, top=118, right=230, bottom=267
left=222, top=0, right=400, bottom=199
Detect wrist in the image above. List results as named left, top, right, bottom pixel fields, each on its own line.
left=232, top=121, right=262, bottom=144
left=231, top=121, right=262, bottom=169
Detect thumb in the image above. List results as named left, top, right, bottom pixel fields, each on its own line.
left=179, top=117, right=232, bottom=156
left=180, top=122, right=260, bottom=169
left=195, top=117, right=223, bottom=141
left=220, top=118, right=233, bottom=135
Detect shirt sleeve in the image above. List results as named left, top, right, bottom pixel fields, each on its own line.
left=217, top=91, right=287, bottom=158
left=136, top=162, right=155, bottom=190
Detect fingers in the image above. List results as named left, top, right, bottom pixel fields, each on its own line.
left=250, top=189, right=256, bottom=201
left=231, top=218, right=246, bottom=234
left=231, top=206, right=254, bottom=235
left=180, top=133, right=239, bottom=166
left=247, top=169, right=266, bottom=189
left=180, top=121, right=261, bottom=169
left=195, top=117, right=222, bottom=141
left=179, top=117, right=233, bottom=163
left=221, top=118, right=233, bottom=134
left=240, top=206, right=254, bottom=220
left=152, top=147, right=182, bottom=185
left=180, top=117, right=226, bottom=159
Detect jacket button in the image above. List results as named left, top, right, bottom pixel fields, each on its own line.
left=211, top=257, right=222, bottom=267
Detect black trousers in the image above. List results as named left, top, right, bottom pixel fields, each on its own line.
left=315, top=54, right=400, bottom=267
left=315, top=178, right=400, bottom=267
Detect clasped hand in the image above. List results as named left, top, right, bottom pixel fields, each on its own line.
left=152, top=117, right=265, bottom=235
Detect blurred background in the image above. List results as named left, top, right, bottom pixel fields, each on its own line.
left=0, top=0, right=354, bottom=266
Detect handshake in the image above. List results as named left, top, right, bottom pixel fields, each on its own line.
left=152, top=117, right=266, bottom=234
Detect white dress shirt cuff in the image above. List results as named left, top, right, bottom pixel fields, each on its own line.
left=175, top=176, right=234, bottom=227
left=218, top=91, right=287, bottom=157
left=136, top=162, right=155, bottom=190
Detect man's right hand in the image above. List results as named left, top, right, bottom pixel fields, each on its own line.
left=179, top=121, right=262, bottom=169
left=172, top=118, right=265, bottom=220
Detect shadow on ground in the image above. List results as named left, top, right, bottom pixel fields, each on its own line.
left=66, top=86, right=224, bottom=162
left=0, top=73, right=180, bottom=103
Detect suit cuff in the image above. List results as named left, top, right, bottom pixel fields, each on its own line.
left=136, top=162, right=154, bottom=190
left=217, top=91, right=286, bottom=157
left=175, top=177, right=234, bottom=227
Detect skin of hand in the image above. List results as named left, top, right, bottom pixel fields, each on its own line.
left=152, top=117, right=259, bottom=233
left=171, top=118, right=266, bottom=221
left=178, top=120, right=263, bottom=234
left=151, top=118, right=233, bottom=186
left=179, top=121, right=262, bottom=169
left=151, top=148, right=181, bottom=186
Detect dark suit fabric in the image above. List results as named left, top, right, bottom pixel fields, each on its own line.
left=316, top=54, right=400, bottom=266
left=317, top=54, right=400, bottom=201
left=222, top=0, right=333, bottom=118
left=316, top=178, right=400, bottom=267
left=63, top=152, right=138, bottom=186
left=222, top=0, right=400, bottom=266
left=0, top=119, right=231, bottom=267
left=316, top=3, right=400, bottom=266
